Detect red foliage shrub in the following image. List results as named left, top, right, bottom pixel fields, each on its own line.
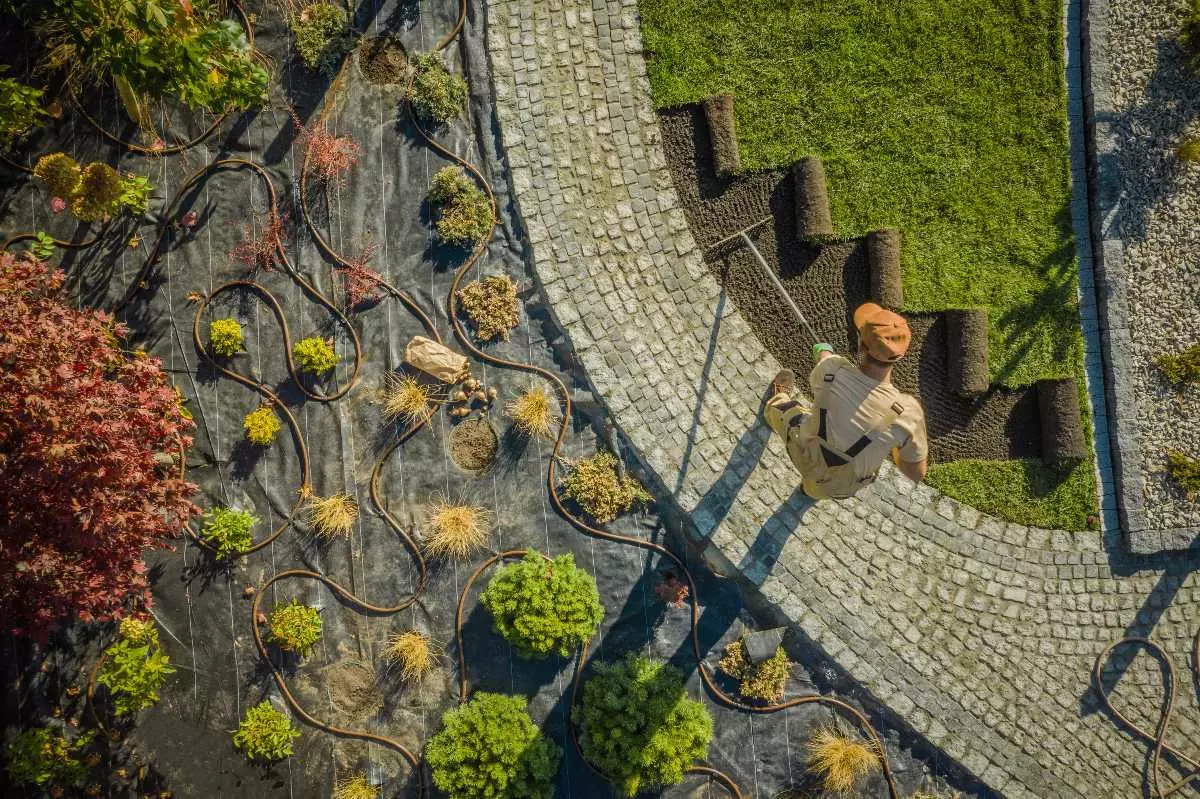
left=653, top=574, right=690, bottom=609
left=291, top=110, right=360, bottom=184
left=340, top=243, right=382, bottom=309
left=230, top=210, right=288, bottom=272
left=0, top=253, right=199, bottom=639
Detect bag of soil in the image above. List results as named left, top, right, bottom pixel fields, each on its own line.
left=405, top=336, right=468, bottom=382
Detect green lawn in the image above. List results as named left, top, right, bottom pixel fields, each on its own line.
left=639, top=0, right=1097, bottom=529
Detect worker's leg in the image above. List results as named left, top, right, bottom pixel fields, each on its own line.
left=764, top=369, right=811, bottom=438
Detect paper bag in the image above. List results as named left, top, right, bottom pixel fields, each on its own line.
left=404, top=336, right=468, bottom=383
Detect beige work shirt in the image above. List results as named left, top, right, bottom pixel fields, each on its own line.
left=789, top=355, right=928, bottom=499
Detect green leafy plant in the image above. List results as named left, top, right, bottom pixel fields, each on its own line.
left=96, top=617, right=175, bottom=714
left=209, top=318, right=244, bottom=357
left=1156, top=343, right=1200, bottom=384
left=200, top=506, right=258, bottom=558
left=268, top=599, right=322, bottom=656
left=232, top=701, right=300, bottom=762
left=573, top=654, right=712, bottom=796
left=243, top=405, right=281, bottom=446
left=5, top=727, right=93, bottom=787
left=118, top=173, right=153, bottom=215
left=427, top=166, right=492, bottom=247
left=480, top=550, right=603, bottom=658
left=292, top=336, right=340, bottom=374
left=1167, top=451, right=1200, bottom=498
left=0, top=74, right=44, bottom=149
left=33, top=152, right=82, bottom=199
left=291, top=1, right=355, bottom=75
left=426, top=692, right=561, bottom=799
left=717, top=640, right=790, bottom=703
left=409, top=53, right=468, bottom=126
left=30, top=232, right=57, bottom=261
left=560, top=451, right=651, bottom=523
left=456, top=274, right=518, bottom=341
left=32, top=154, right=151, bottom=221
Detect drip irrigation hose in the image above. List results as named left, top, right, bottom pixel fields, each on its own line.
left=2, top=226, right=108, bottom=254
left=1091, top=633, right=1200, bottom=798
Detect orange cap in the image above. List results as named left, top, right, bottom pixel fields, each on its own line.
left=853, top=302, right=911, bottom=363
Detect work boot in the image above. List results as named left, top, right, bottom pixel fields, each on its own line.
left=771, top=369, right=796, bottom=397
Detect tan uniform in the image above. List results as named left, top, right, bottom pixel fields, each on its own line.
left=765, top=355, right=928, bottom=499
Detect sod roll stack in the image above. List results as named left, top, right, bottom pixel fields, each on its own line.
left=793, top=156, right=833, bottom=242
left=946, top=308, right=990, bottom=397
left=867, top=228, right=903, bottom=310
left=702, top=94, right=741, bottom=178
left=1036, top=378, right=1087, bottom=465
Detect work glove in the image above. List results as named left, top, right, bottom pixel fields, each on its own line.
left=812, top=342, right=834, bottom=359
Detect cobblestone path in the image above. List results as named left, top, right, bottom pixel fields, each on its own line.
left=484, top=0, right=1200, bottom=795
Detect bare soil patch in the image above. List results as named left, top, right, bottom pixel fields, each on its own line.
left=357, top=36, right=407, bottom=86
left=450, top=416, right=498, bottom=472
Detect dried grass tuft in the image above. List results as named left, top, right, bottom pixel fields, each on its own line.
left=333, top=774, right=379, bottom=799
left=505, top=384, right=558, bottom=439
left=384, top=373, right=436, bottom=424
left=384, top=630, right=442, bottom=682
left=423, top=496, right=491, bottom=559
left=309, top=493, right=358, bottom=538
left=806, top=727, right=881, bottom=794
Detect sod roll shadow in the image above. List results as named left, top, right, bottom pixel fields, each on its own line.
left=867, top=228, right=903, bottom=310
left=702, top=94, right=741, bottom=178
left=1037, top=378, right=1087, bottom=464
left=946, top=308, right=990, bottom=397
left=793, top=155, right=833, bottom=242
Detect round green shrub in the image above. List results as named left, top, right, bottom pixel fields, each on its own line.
left=5, top=727, right=92, bottom=787
left=33, top=152, right=82, bottom=199
left=243, top=405, right=281, bottom=446
left=70, top=162, right=123, bottom=222
left=292, top=2, right=355, bottom=76
left=409, top=53, right=468, bottom=126
left=268, top=599, right=322, bottom=657
left=292, top=335, right=340, bottom=374
left=480, top=550, right=603, bottom=658
left=209, top=318, right=244, bottom=357
left=200, top=506, right=258, bottom=558
left=426, top=692, right=561, bottom=799
left=573, top=654, right=713, bottom=797
left=232, top=700, right=300, bottom=762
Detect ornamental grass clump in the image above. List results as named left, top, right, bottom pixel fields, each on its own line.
left=384, top=630, right=441, bottom=682
left=309, top=493, right=358, bottom=538
left=428, top=166, right=492, bottom=247
left=291, top=1, right=355, bottom=75
left=506, top=384, right=558, bottom=439
left=209, top=318, right=244, bottom=357
left=5, top=727, right=93, bottom=787
left=561, top=451, right=651, bottom=523
left=1167, top=451, right=1200, bottom=498
left=201, top=506, right=258, bottom=559
left=293, top=335, right=340, bottom=375
left=244, top=405, right=282, bottom=446
left=424, top=497, right=491, bottom=559
left=384, top=372, right=436, bottom=424
left=233, top=701, right=301, bottom=762
left=718, top=640, right=790, bottom=704
left=409, top=53, right=468, bottom=126
left=97, top=617, right=175, bottom=715
left=268, top=599, right=322, bottom=657
left=573, top=654, right=712, bottom=797
left=806, top=727, right=881, bottom=795
left=1155, top=343, right=1200, bottom=385
left=480, top=551, right=603, bottom=658
left=457, top=274, right=519, bottom=342
left=426, top=692, right=561, bottom=799
left=334, top=774, right=380, bottom=799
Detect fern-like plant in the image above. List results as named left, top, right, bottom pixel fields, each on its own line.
left=96, top=618, right=175, bottom=715
left=409, top=53, right=468, bottom=126
left=232, top=701, right=300, bottom=762
left=209, top=318, right=244, bottom=357
left=560, top=451, right=651, bottom=523
left=200, top=506, right=258, bottom=559
left=244, top=405, right=281, bottom=446
left=480, top=550, right=603, bottom=658
left=426, top=692, right=561, bottom=799
left=293, top=336, right=340, bottom=375
left=5, top=727, right=93, bottom=787
left=573, top=654, right=712, bottom=796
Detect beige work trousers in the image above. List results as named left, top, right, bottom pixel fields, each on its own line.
left=763, top=390, right=829, bottom=500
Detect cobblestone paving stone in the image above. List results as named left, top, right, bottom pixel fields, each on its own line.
left=484, top=0, right=1200, bottom=795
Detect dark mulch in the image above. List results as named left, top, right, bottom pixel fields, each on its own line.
left=657, top=105, right=1041, bottom=463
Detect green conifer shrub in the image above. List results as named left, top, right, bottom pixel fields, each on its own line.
left=479, top=550, right=603, bottom=658
left=573, top=654, right=713, bottom=796
left=426, top=692, right=561, bottom=799
left=1156, top=343, right=1200, bottom=385
left=1167, top=451, right=1200, bottom=498
left=292, top=2, right=355, bottom=75
left=560, top=451, right=651, bottom=523
left=232, top=701, right=300, bottom=762
left=427, top=166, right=492, bottom=247
left=409, top=53, right=468, bottom=126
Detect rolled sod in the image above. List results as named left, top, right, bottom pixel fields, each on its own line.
left=1036, top=378, right=1087, bottom=465
left=792, top=156, right=833, bottom=242
left=702, top=94, right=741, bottom=178
left=946, top=308, right=990, bottom=397
left=867, top=228, right=903, bottom=310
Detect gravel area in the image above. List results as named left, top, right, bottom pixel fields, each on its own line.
left=1109, top=0, right=1200, bottom=528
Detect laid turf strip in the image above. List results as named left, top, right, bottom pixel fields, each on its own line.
left=659, top=106, right=1041, bottom=464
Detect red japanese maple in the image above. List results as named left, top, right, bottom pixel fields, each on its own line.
left=0, top=253, right=199, bottom=639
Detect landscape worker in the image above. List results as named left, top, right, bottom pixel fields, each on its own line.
left=764, top=302, right=929, bottom=500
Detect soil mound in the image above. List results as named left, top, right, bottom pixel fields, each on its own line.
left=450, top=416, right=498, bottom=472
left=357, top=37, right=407, bottom=86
